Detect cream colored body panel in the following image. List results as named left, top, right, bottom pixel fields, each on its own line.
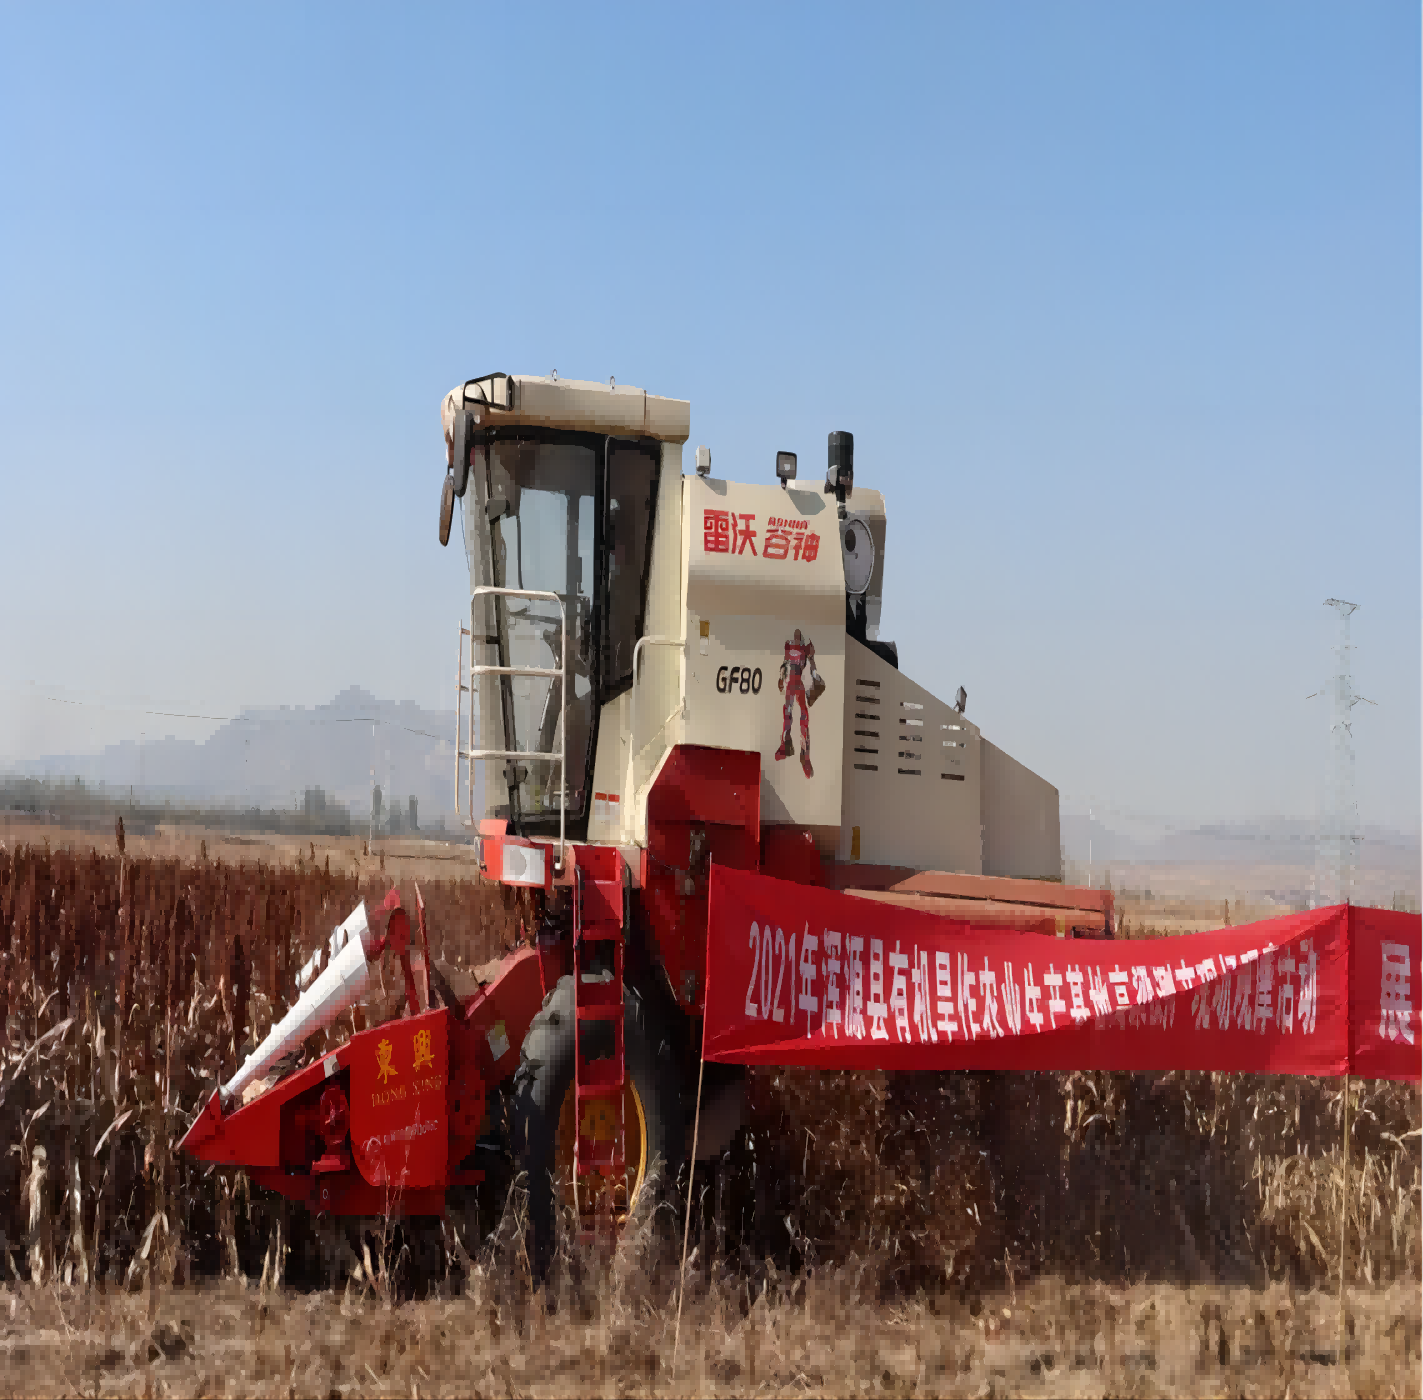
left=682, top=476, right=845, bottom=835
left=587, top=442, right=687, bottom=843
left=585, top=689, right=629, bottom=842
left=980, top=738, right=1061, bottom=880
left=838, top=638, right=983, bottom=872
left=450, top=370, right=1061, bottom=882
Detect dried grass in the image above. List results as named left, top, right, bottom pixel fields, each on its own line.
left=0, top=843, right=1418, bottom=1397
left=735, top=1065, right=1419, bottom=1296
left=0, top=1270, right=1416, bottom=1397
left=0, top=842, right=521, bottom=1291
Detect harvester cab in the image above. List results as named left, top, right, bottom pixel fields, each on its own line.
left=441, top=370, right=1059, bottom=903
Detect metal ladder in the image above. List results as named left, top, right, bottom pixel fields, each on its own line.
left=456, top=586, right=567, bottom=866
left=571, top=848, right=628, bottom=1208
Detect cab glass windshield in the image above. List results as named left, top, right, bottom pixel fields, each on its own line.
left=465, top=433, right=657, bottom=832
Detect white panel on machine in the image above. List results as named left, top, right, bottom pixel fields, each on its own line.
left=223, top=900, right=377, bottom=1104
left=500, top=842, right=547, bottom=886
left=295, top=902, right=371, bottom=993
left=980, top=738, right=1061, bottom=880
left=838, top=639, right=983, bottom=873
left=682, top=475, right=845, bottom=834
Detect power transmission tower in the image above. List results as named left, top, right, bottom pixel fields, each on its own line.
left=1316, top=598, right=1372, bottom=906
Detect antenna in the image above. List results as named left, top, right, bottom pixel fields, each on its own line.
left=1317, top=598, right=1365, bottom=906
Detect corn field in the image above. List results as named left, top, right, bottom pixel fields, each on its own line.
left=0, top=839, right=1417, bottom=1297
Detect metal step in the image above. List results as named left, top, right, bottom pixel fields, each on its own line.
left=575, top=1140, right=624, bottom=1173
left=575, top=979, right=622, bottom=1017
left=575, top=921, right=624, bottom=944
left=575, top=1064, right=626, bottom=1095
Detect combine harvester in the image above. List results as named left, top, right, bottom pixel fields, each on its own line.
left=183, top=372, right=1415, bottom=1276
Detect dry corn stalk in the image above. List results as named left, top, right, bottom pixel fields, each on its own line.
left=0, top=841, right=1416, bottom=1293
left=25, top=1142, right=51, bottom=1286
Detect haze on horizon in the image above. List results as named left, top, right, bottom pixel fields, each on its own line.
left=2, top=4, right=1418, bottom=835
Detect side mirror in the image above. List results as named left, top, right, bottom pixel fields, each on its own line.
left=462, top=372, right=514, bottom=412
left=438, top=473, right=455, bottom=546
left=451, top=411, right=473, bottom=498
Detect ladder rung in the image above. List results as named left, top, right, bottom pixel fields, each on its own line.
left=577, top=926, right=624, bottom=944
left=581, top=880, right=624, bottom=916
left=576, top=1066, right=625, bottom=1096
left=576, top=978, right=622, bottom=1009
left=576, top=1026, right=624, bottom=1051
left=576, top=1142, right=626, bottom=1173
left=577, top=1006, right=621, bottom=1024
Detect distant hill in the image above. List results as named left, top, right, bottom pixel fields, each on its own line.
left=10, top=687, right=466, bottom=829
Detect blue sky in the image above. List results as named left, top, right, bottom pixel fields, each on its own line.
left=1, top=3, right=1418, bottom=831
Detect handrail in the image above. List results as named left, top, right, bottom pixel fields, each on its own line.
left=455, top=626, right=473, bottom=829
left=623, top=634, right=685, bottom=842
left=465, top=586, right=568, bottom=869
left=468, top=665, right=563, bottom=678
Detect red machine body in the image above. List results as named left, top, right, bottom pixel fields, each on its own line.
left=180, top=746, right=1111, bottom=1222
left=180, top=911, right=544, bottom=1218
left=178, top=377, right=1117, bottom=1247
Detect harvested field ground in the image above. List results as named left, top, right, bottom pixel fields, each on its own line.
left=0, top=814, right=482, bottom=889
left=0, top=1274, right=1418, bottom=1398
left=0, top=831, right=1417, bottom=1397
left=1115, top=892, right=1289, bottom=937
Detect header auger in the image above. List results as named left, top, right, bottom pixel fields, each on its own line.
left=184, top=371, right=1113, bottom=1276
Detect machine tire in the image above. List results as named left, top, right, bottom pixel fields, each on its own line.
left=512, top=973, right=683, bottom=1284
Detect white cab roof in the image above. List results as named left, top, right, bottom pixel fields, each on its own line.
left=442, top=374, right=690, bottom=446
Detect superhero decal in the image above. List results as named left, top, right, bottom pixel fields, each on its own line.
left=775, top=629, right=825, bottom=779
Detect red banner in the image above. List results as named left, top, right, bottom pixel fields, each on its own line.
left=1350, top=906, right=1421, bottom=1079
left=703, top=866, right=1420, bottom=1080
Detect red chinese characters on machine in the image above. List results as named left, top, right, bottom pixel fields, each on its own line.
left=703, top=510, right=820, bottom=563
